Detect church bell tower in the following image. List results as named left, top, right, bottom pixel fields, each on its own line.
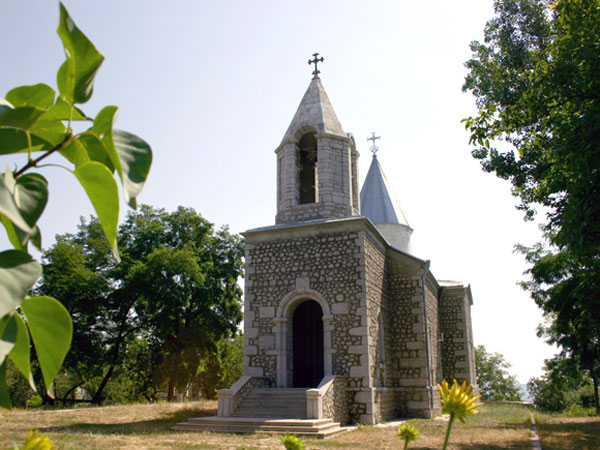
left=275, top=53, right=360, bottom=224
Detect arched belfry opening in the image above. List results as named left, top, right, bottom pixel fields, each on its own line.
left=292, top=300, right=324, bottom=387
left=298, top=132, right=317, bottom=204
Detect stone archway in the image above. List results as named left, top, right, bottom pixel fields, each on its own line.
left=273, top=288, right=333, bottom=387
left=292, top=300, right=324, bottom=387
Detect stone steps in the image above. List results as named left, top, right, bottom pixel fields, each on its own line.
left=173, top=387, right=353, bottom=437
left=173, top=416, right=353, bottom=438
left=232, top=388, right=307, bottom=419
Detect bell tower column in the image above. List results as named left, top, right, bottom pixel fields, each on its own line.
left=275, top=53, right=359, bottom=224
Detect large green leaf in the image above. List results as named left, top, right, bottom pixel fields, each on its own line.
left=73, top=162, right=119, bottom=260
left=0, top=174, right=34, bottom=235
left=0, top=250, right=41, bottom=318
left=0, top=128, right=48, bottom=155
left=79, top=130, right=113, bottom=170
left=21, top=296, right=72, bottom=392
left=0, top=313, right=16, bottom=367
left=0, top=173, right=48, bottom=249
left=6, top=84, right=55, bottom=109
left=29, top=119, right=67, bottom=149
left=14, top=174, right=49, bottom=228
left=114, top=129, right=153, bottom=208
left=42, top=98, right=88, bottom=121
left=56, top=2, right=104, bottom=104
left=59, top=135, right=90, bottom=166
left=0, top=214, right=25, bottom=251
left=0, top=106, right=46, bottom=130
left=8, top=313, right=34, bottom=390
left=0, top=172, right=48, bottom=250
left=93, top=106, right=120, bottom=172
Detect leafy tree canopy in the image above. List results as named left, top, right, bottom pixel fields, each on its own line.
left=463, top=0, right=600, bottom=415
left=36, top=205, right=244, bottom=403
left=463, top=0, right=600, bottom=255
left=475, top=345, right=521, bottom=401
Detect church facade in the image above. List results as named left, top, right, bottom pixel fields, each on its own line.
left=219, top=64, right=477, bottom=425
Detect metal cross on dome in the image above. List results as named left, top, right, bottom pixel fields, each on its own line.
left=368, top=132, right=381, bottom=155
left=308, top=52, right=324, bottom=78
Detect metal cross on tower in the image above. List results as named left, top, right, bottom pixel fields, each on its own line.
left=308, top=52, right=325, bottom=78
left=368, top=132, right=381, bottom=155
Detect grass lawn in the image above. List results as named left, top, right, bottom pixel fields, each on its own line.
left=1, top=401, right=598, bottom=449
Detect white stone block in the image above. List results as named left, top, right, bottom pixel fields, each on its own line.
left=350, top=365, right=369, bottom=377
left=246, top=345, right=257, bottom=355
left=245, top=327, right=258, bottom=338
left=245, top=366, right=264, bottom=377
left=355, top=390, right=372, bottom=403
left=349, top=326, right=367, bottom=336
left=258, top=335, right=275, bottom=349
left=296, top=277, right=310, bottom=289
left=412, top=323, right=425, bottom=333
left=260, top=306, right=275, bottom=318
left=332, top=303, right=349, bottom=314
left=348, top=345, right=367, bottom=354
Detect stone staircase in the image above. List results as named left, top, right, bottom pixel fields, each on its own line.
left=174, top=388, right=352, bottom=437
left=233, top=388, right=306, bottom=418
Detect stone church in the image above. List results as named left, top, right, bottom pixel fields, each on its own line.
left=177, top=57, right=476, bottom=435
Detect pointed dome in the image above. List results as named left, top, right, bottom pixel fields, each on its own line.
left=280, top=77, right=345, bottom=144
left=360, top=154, right=413, bottom=253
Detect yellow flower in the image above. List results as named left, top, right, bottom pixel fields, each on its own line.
left=437, top=379, right=484, bottom=423
left=397, top=423, right=420, bottom=448
left=20, top=430, right=56, bottom=450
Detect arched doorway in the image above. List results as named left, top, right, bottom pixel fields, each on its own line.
left=292, top=300, right=324, bottom=387
left=298, top=132, right=317, bottom=204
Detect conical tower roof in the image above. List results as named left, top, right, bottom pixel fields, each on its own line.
left=280, top=77, right=345, bottom=144
left=360, top=155, right=410, bottom=227
left=360, top=153, right=413, bottom=253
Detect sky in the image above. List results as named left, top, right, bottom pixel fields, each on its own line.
left=0, top=0, right=558, bottom=383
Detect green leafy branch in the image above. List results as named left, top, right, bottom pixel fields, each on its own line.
left=0, top=2, right=152, bottom=407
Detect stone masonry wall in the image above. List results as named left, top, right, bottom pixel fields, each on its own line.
left=364, top=237, right=386, bottom=388
left=276, top=136, right=355, bottom=224
left=322, top=376, right=350, bottom=424
left=372, top=387, right=434, bottom=421
left=243, top=225, right=365, bottom=386
left=465, top=296, right=477, bottom=385
left=384, top=257, right=425, bottom=387
left=424, top=280, right=440, bottom=385
left=440, top=289, right=471, bottom=383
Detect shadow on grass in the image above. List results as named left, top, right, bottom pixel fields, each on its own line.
left=38, top=406, right=217, bottom=436
left=535, top=419, right=600, bottom=450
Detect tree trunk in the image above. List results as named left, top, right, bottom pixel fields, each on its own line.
left=92, top=366, right=115, bottom=404
left=593, top=374, right=599, bottom=416
left=167, top=381, right=175, bottom=402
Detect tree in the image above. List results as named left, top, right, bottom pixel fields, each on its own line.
left=0, top=3, right=152, bottom=407
left=36, top=218, right=142, bottom=404
left=475, top=345, right=521, bottom=401
left=527, top=353, right=596, bottom=413
left=36, top=206, right=244, bottom=403
left=463, top=0, right=600, bottom=414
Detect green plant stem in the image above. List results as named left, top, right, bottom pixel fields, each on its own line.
left=403, top=438, right=409, bottom=450
left=14, top=132, right=73, bottom=177
left=442, top=413, right=456, bottom=450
